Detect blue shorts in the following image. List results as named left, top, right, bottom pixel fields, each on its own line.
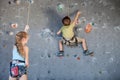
left=10, top=62, right=27, bottom=78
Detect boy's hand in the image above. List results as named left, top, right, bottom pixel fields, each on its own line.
left=73, top=11, right=81, bottom=26
left=57, top=30, right=61, bottom=35
left=77, top=11, right=81, bottom=15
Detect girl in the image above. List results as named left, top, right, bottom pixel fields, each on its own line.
left=9, top=25, right=29, bottom=80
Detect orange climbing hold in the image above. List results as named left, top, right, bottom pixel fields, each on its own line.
left=85, top=23, right=92, bottom=33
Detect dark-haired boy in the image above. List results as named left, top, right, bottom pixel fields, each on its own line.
left=57, top=11, right=93, bottom=57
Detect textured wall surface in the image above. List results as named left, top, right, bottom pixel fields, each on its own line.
left=0, top=0, right=120, bottom=80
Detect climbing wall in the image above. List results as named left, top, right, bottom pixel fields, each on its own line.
left=0, top=0, right=120, bottom=80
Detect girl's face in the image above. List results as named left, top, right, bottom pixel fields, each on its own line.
left=22, top=36, right=29, bottom=44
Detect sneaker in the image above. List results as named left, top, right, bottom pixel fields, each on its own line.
left=57, top=51, right=64, bottom=57
left=83, top=50, right=93, bottom=56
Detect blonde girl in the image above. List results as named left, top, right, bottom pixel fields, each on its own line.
left=9, top=25, right=29, bottom=80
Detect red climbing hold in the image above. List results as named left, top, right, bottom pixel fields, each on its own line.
left=77, top=57, right=80, bottom=60
left=85, top=23, right=92, bottom=33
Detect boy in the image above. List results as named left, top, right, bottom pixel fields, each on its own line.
left=57, top=11, right=93, bottom=57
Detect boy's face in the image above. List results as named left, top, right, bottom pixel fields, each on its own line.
left=63, top=19, right=71, bottom=26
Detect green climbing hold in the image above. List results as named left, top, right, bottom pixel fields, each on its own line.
left=57, top=3, right=64, bottom=12
left=90, top=22, right=95, bottom=26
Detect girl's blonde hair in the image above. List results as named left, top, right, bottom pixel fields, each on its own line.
left=15, top=31, right=28, bottom=58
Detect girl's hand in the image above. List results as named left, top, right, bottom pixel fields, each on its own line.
left=25, top=62, right=29, bottom=68
left=25, top=25, right=29, bottom=30
left=24, top=25, right=29, bottom=32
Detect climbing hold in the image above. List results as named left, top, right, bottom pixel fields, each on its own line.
left=69, top=3, right=78, bottom=8
left=99, top=71, right=102, bottom=74
left=28, top=0, right=34, bottom=4
left=8, top=31, right=14, bottom=35
left=85, top=23, right=93, bottom=33
left=0, top=30, right=3, bottom=35
left=6, top=31, right=14, bottom=35
left=48, top=70, right=51, bottom=74
left=10, top=23, right=18, bottom=29
left=57, top=3, right=64, bottom=12
left=40, top=54, right=44, bottom=59
left=3, top=44, right=7, bottom=48
left=74, top=54, right=77, bottom=57
left=66, top=54, right=69, bottom=57
left=8, top=1, right=11, bottom=4
left=76, top=17, right=86, bottom=25
left=14, top=0, right=21, bottom=5
left=77, top=57, right=80, bottom=60
left=48, top=54, right=51, bottom=58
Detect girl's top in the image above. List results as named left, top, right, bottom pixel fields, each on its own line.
left=12, top=46, right=25, bottom=66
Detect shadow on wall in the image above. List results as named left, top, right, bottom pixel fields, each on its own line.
left=43, top=7, right=80, bottom=37
left=43, top=7, right=62, bottom=35
left=110, top=0, right=120, bottom=8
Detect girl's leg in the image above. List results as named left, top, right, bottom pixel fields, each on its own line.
left=9, top=76, right=17, bottom=80
left=19, top=74, right=27, bottom=80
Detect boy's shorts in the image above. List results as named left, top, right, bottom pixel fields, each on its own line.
left=62, top=36, right=83, bottom=46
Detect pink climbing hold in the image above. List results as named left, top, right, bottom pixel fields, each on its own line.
left=11, top=23, right=18, bottom=29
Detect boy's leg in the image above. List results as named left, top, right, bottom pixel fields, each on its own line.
left=76, top=37, right=93, bottom=55
left=59, top=40, right=64, bottom=51
left=58, top=40, right=64, bottom=56
left=76, top=37, right=88, bottom=51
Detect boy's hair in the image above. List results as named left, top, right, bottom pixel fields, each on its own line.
left=62, top=16, right=71, bottom=26
left=15, top=31, right=28, bottom=58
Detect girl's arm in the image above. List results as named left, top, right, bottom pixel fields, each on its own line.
left=24, top=25, right=29, bottom=32
left=72, top=11, right=81, bottom=26
left=24, top=46, right=29, bottom=68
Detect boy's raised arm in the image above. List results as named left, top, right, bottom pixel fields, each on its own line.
left=72, top=11, right=81, bottom=26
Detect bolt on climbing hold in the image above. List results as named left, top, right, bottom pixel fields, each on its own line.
left=57, top=3, right=64, bottom=12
